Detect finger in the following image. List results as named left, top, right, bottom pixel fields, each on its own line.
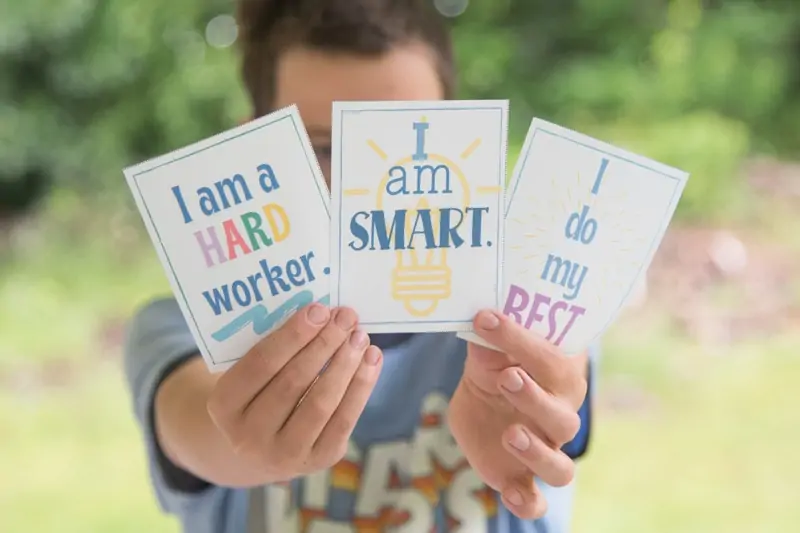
left=473, top=309, right=577, bottom=394
left=244, top=307, right=359, bottom=433
left=311, top=346, right=383, bottom=465
left=498, top=367, right=581, bottom=445
left=465, top=340, right=515, bottom=373
left=279, top=329, right=370, bottom=449
left=500, top=476, right=548, bottom=521
left=502, top=424, right=575, bottom=488
left=209, top=303, right=331, bottom=421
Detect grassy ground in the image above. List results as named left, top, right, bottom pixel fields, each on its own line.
left=1, top=364, right=179, bottom=533
left=575, top=320, right=800, bottom=533
left=2, top=190, right=799, bottom=533
left=3, top=321, right=798, bottom=533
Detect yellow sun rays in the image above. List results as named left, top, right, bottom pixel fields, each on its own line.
left=366, top=139, right=388, bottom=160
left=460, top=138, right=482, bottom=160
left=343, top=189, right=370, bottom=196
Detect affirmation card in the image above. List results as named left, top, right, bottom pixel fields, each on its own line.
left=459, top=118, right=689, bottom=355
left=331, top=100, right=509, bottom=333
left=125, top=105, right=330, bottom=372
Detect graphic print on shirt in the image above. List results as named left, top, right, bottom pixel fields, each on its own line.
left=265, top=392, right=499, bottom=532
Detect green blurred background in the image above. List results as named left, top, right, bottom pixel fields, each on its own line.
left=2, top=0, right=799, bottom=531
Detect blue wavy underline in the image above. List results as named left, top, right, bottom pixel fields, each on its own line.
left=211, top=292, right=330, bottom=342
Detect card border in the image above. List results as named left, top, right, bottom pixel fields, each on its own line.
left=331, top=100, right=509, bottom=332
left=123, top=105, right=330, bottom=371
left=498, top=117, right=689, bottom=351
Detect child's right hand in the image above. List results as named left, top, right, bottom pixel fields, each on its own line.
left=206, top=304, right=383, bottom=483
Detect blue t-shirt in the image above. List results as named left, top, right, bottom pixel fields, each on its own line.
left=124, top=298, right=594, bottom=533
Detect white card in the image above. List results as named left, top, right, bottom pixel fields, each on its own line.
left=331, top=100, right=509, bottom=333
left=125, top=105, right=330, bottom=372
left=460, top=118, right=688, bottom=354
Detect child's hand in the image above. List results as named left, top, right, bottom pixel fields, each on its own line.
left=448, top=310, right=588, bottom=520
left=206, top=304, right=383, bottom=483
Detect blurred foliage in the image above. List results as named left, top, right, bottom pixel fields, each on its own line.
left=1, top=0, right=799, bottom=219
left=0, top=0, right=246, bottom=204
left=454, top=0, right=800, bottom=219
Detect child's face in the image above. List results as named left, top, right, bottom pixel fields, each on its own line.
left=270, top=42, right=445, bottom=185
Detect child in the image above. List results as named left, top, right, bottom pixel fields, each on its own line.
left=124, top=1, right=595, bottom=532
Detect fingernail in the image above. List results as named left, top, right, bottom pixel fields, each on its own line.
left=350, top=329, right=369, bottom=349
left=501, top=369, right=524, bottom=392
left=335, top=307, right=358, bottom=329
left=504, top=488, right=524, bottom=507
left=364, top=347, right=382, bottom=366
left=307, top=304, right=330, bottom=325
left=477, top=310, right=500, bottom=330
left=508, top=427, right=530, bottom=451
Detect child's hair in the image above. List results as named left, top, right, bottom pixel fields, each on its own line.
left=237, top=0, right=456, bottom=116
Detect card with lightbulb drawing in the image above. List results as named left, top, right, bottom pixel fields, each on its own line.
left=330, top=100, right=509, bottom=333
left=458, top=118, right=689, bottom=355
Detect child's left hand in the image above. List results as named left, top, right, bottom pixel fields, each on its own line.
left=449, top=310, right=589, bottom=520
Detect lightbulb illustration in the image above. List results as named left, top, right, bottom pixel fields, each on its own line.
left=369, top=117, right=483, bottom=317
left=381, top=164, right=466, bottom=316
left=343, top=115, right=494, bottom=318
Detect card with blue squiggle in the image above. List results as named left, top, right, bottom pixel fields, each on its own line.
left=124, top=105, right=330, bottom=372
